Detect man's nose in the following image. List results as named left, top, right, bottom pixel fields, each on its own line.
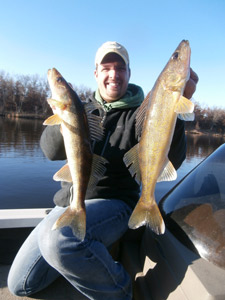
left=109, top=69, right=119, bottom=79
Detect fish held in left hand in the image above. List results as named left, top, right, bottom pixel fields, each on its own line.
left=44, top=68, right=107, bottom=241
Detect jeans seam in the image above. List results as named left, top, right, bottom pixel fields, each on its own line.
left=22, top=254, right=43, bottom=295
left=87, top=200, right=131, bottom=233
left=85, top=207, right=132, bottom=298
left=87, top=241, right=131, bottom=298
left=87, top=208, right=130, bottom=239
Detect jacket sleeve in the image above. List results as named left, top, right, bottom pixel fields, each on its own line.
left=168, top=119, right=187, bottom=170
left=40, top=125, right=66, bottom=161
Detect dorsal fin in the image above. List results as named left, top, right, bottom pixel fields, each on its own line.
left=123, top=144, right=141, bottom=185
left=135, top=91, right=151, bottom=138
left=87, top=154, right=108, bottom=191
left=84, top=101, right=105, bottom=141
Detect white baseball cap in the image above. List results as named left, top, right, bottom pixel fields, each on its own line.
left=95, top=41, right=129, bottom=66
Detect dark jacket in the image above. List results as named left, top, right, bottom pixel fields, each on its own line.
left=40, top=86, right=186, bottom=209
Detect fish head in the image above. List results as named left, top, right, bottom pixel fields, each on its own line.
left=162, top=40, right=191, bottom=93
left=47, top=68, right=75, bottom=112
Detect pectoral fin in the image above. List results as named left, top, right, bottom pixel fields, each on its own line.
left=174, top=95, right=195, bottom=121
left=175, top=95, right=194, bottom=113
left=178, top=112, right=195, bottom=121
left=47, top=98, right=66, bottom=110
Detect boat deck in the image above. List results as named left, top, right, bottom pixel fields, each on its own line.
left=0, top=209, right=143, bottom=300
left=0, top=264, right=88, bottom=300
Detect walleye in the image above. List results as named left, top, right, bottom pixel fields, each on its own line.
left=124, top=40, right=194, bottom=234
left=44, top=68, right=106, bottom=241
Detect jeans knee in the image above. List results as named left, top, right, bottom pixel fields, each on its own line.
left=38, top=223, right=90, bottom=270
left=7, top=272, right=27, bottom=297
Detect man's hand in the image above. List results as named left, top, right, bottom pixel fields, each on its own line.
left=184, top=68, right=199, bottom=99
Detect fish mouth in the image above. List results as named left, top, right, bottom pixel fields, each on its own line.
left=47, top=68, right=55, bottom=78
left=181, top=39, right=189, bottom=46
left=48, top=68, right=62, bottom=82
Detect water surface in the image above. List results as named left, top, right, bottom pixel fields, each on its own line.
left=0, top=117, right=224, bottom=209
left=0, top=117, right=64, bottom=209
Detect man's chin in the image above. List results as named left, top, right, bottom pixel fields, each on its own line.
left=103, top=92, right=121, bottom=103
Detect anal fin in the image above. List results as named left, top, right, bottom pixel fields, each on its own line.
left=157, top=160, right=177, bottom=182
left=43, top=114, right=62, bottom=126
left=53, top=163, right=72, bottom=182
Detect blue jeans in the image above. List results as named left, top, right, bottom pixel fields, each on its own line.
left=8, top=199, right=133, bottom=300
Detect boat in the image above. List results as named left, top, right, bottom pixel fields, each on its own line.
left=1, top=144, right=225, bottom=299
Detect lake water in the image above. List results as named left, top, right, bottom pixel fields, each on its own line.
left=1, top=117, right=225, bottom=209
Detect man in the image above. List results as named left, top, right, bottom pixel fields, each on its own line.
left=8, top=41, right=198, bottom=300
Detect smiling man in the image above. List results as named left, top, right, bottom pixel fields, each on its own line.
left=8, top=41, right=198, bottom=300
left=94, top=42, right=131, bottom=102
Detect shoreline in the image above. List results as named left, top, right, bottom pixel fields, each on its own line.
left=0, top=112, right=47, bottom=120
left=186, top=129, right=225, bottom=137
left=1, top=114, right=225, bottom=137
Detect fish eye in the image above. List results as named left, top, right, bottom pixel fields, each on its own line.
left=172, top=52, right=179, bottom=60
left=57, top=77, right=63, bottom=83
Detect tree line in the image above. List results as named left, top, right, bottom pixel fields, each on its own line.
left=185, top=102, right=225, bottom=134
left=0, top=70, right=93, bottom=118
left=0, top=70, right=225, bottom=134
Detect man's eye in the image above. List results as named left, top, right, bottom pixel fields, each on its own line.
left=117, top=67, right=126, bottom=72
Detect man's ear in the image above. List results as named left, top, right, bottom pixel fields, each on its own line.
left=128, top=67, right=131, bottom=79
left=94, top=68, right=98, bottom=80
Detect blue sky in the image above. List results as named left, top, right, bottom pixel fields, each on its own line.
left=0, top=0, right=225, bottom=108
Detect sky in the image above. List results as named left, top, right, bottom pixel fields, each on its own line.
left=0, top=0, right=224, bottom=108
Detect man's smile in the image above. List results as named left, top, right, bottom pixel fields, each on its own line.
left=106, top=82, right=120, bottom=89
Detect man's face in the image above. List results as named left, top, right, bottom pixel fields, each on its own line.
left=94, top=53, right=130, bottom=103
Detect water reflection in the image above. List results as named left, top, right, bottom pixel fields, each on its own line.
left=155, top=133, right=225, bottom=203
left=186, top=133, right=225, bottom=161
left=0, top=117, right=225, bottom=209
left=0, top=117, right=44, bottom=158
left=0, top=117, right=64, bottom=209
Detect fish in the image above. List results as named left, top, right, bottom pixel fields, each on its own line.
left=44, top=68, right=107, bottom=241
left=123, top=40, right=194, bottom=235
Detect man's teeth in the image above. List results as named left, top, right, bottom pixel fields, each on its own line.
left=108, top=82, right=119, bottom=87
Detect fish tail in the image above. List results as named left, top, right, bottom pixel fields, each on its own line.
left=128, top=198, right=165, bottom=235
left=52, top=206, right=86, bottom=241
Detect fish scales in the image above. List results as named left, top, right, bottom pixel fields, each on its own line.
left=44, top=68, right=106, bottom=240
left=124, top=40, right=194, bottom=234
